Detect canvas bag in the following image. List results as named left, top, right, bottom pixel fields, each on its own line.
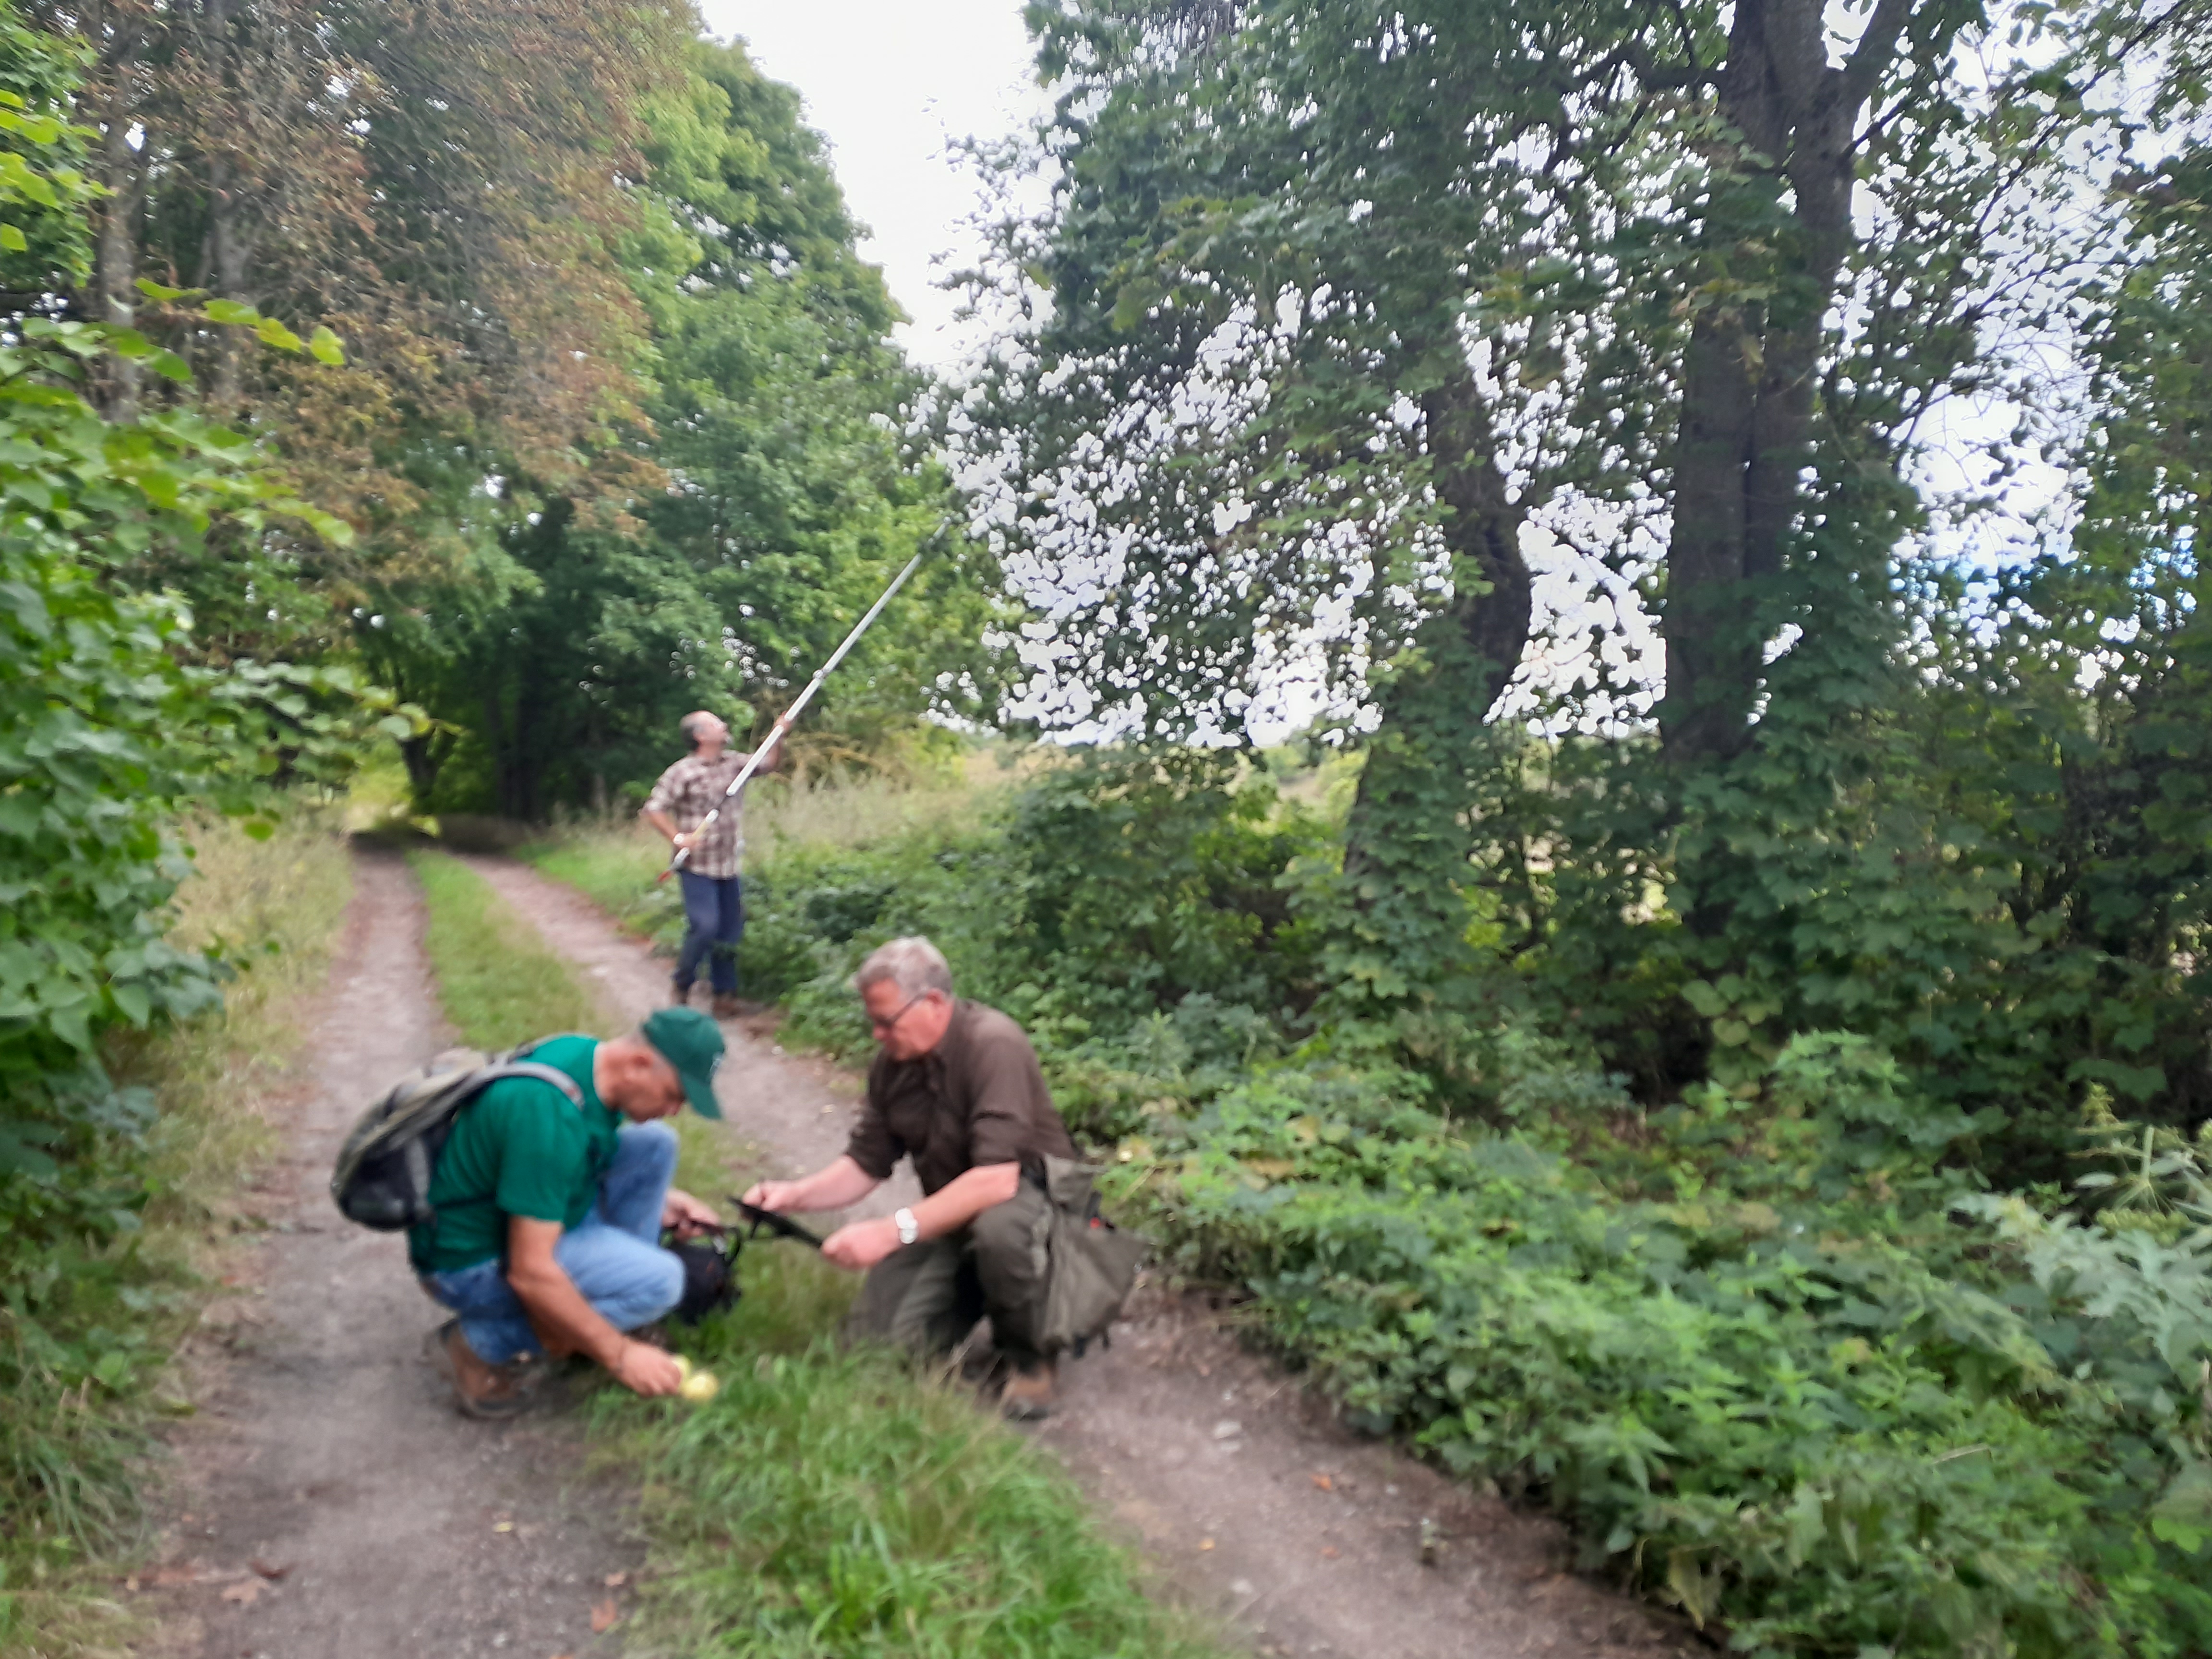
left=1027, top=1154, right=1148, bottom=1358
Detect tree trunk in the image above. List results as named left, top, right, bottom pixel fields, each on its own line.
left=203, top=0, right=252, bottom=408
left=1659, top=0, right=1917, bottom=767
left=96, top=87, right=140, bottom=421
left=1336, top=361, right=1531, bottom=1005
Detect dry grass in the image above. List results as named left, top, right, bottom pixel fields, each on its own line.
left=518, top=756, right=1027, bottom=946
left=120, top=815, right=356, bottom=1235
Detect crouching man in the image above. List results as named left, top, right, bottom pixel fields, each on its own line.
left=412, top=1007, right=727, bottom=1418
left=741, top=937, right=1081, bottom=1419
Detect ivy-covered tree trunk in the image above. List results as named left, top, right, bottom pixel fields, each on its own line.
left=1338, top=367, right=1531, bottom=1006
left=1660, top=0, right=1917, bottom=769
left=95, top=71, right=140, bottom=420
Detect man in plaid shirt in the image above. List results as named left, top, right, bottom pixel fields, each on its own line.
left=642, top=710, right=782, bottom=1016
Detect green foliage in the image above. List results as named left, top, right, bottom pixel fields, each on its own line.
left=1, top=813, right=351, bottom=1651
left=547, top=756, right=2212, bottom=1655
left=375, top=37, right=1007, bottom=819
left=1107, top=1034, right=2212, bottom=1655
left=0, top=320, right=404, bottom=1178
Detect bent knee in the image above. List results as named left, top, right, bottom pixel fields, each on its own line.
left=647, top=1246, right=685, bottom=1316
left=624, top=1118, right=681, bottom=1168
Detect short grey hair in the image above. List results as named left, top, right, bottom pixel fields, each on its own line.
left=678, top=711, right=714, bottom=752
left=851, top=936, right=953, bottom=999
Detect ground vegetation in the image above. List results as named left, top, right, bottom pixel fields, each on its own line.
left=0, top=814, right=352, bottom=1653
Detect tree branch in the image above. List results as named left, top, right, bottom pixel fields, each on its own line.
left=1838, top=0, right=1919, bottom=113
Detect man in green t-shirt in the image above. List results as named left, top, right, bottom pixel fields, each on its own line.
left=414, top=1007, right=728, bottom=1418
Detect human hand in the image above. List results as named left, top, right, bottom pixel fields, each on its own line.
left=614, top=1340, right=685, bottom=1396
left=661, top=1188, right=719, bottom=1239
left=821, top=1217, right=901, bottom=1272
left=673, top=830, right=698, bottom=851
left=741, top=1178, right=801, bottom=1212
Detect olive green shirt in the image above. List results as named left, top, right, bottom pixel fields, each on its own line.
left=408, top=1035, right=620, bottom=1273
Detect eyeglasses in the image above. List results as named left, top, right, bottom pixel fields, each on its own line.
left=868, top=991, right=930, bottom=1034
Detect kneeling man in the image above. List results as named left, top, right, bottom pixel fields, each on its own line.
left=742, top=937, right=1080, bottom=1419
left=413, top=1007, right=726, bottom=1417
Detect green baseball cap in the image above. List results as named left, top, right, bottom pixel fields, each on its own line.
left=642, top=1006, right=725, bottom=1119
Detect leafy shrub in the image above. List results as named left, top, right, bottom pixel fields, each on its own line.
left=1113, top=1038, right=2212, bottom=1655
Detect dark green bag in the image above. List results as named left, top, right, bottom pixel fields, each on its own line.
left=1031, top=1155, right=1148, bottom=1358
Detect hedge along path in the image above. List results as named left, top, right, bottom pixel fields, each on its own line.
left=136, top=846, right=640, bottom=1659
left=462, top=852, right=1693, bottom=1659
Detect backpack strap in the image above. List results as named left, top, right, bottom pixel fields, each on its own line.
left=467, top=1060, right=586, bottom=1109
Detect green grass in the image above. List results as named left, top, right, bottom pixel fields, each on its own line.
left=409, top=849, right=618, bottom=1044
left=2, top=812, right=355, bottom=1658
left=408, top=851, right=1224, bottom=1659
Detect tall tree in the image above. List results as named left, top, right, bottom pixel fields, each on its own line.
left=377, top=37, right=1008, bottom=816
left=28, top=0, right=678, bottom=661
left=978, top=0, right=2061, bottom=1006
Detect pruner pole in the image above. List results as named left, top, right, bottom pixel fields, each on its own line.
left=661, top=540, right=933, bottom=882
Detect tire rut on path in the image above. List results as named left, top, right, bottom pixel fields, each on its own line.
left=466, top=854, right=1694, bottom=1659
left=141, top=848, right=641, bottom=1659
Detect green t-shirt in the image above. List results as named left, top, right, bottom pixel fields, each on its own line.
left=408, top=1035, right=622, bottom=1273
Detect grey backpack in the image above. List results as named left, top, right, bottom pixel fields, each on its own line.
left=330, top=1039, right=584, bottom=1231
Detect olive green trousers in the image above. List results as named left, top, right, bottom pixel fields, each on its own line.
left=846, top=1181, right=1051, bottom=1362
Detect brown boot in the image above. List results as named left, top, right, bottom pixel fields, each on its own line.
left=670, top=978, right=694, bottom=1008
left=999, top=1358, right=1059, bottom=1421
left=710, top=992, right=741, bottom=1020
left=426, top=1321, right=539, bottom=1420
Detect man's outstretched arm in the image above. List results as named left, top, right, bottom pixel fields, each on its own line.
left=503, top=1217, right=683, bottom=1396
left=741, top=1154, right=883, bottom=1216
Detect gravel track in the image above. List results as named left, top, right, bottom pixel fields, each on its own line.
left=137, top=847, right=642, bottom=1659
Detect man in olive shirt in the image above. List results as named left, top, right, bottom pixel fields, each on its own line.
left=413, top=1007, right=726, bottom=1417
left=741, top=936, right=1081, bottom=1419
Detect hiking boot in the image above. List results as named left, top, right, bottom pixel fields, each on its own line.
left=669, top=978, right=694, bottom=1008
left=426, top=1320, right=540, bottom=1420
left=999, top=1358, right=1059, bottom=1421
left=710, top=992, right=742, bottom=1019
left=961, top=1343, right=1013, bottom=1391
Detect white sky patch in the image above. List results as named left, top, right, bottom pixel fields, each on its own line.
left=697, top=0, right=1047, bottom=371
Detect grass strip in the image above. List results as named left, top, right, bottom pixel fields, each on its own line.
left=409, top=851, right=1220, bottom=1659
left=409, top=849, right=615, bottom=1043
left=516, top=826, right=681, bottom=951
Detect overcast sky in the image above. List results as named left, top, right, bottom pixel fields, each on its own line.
left=694, top=0, right=1047, bottom=371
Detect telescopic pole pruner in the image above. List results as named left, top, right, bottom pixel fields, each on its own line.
left=661, top=535, right=937, bottom=883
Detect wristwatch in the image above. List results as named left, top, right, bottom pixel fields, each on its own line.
left=893, top=1206, right=920, bottom=1246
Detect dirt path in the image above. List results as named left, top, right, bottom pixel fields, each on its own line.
left=468, top=855, right=1691, bottom=1659
left=140, top=849, right=643, bottom=1659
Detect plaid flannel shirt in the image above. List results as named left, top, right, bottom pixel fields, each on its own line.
left=644, top=750, right=754, bottom=879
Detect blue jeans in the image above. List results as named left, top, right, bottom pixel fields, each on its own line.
left=675, top=871, right=743, bottom=995
left=421, top=1120, right=685, bottom=1365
